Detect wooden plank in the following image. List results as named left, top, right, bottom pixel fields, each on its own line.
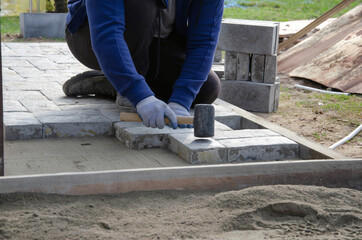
left=0, top=159, right=360, bottom=195
left=278, top=0, right=356, bottom=52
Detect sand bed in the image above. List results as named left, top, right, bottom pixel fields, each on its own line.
left=0, top=185, right=361, bottom=239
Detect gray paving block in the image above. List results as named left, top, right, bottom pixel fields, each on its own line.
left=215, top=121, right=233, bottom=131
left=215, top=115, right=241, bottom=130
left=214, top=50, right=222, bottom=62
left=224, top=52, right=237, bottom=80
left=251, top=54, right=265, bottom=83
left=237, top=53, right=250, bottom=81
left=273, top=80, right=281, bottom=112
left=4, top=112, right=42, bottom=140
left=264, top=55, right=277, bottom=84
left=218, top=81, right=280, bottom=113
left=218, top=19, right=279, bottom=55
left=3, top=81, right=61, bottom=91
left=20, top=13, right=67, bottom=39
left=218, top=136, right=299, bottom=162
left=168, top=133, right=228, bottom=164
left=213, top=129, right=279, bottom=140
left=20, top=100, right=62, bottom=112
left=3, top=90, right=49, bottom=101
left=34, top=110, right=113, bottom=138
left=116, top=125, right=193, bottom=150
left=3, top=100, right=28, bottom=112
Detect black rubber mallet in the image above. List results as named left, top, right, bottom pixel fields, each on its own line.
left=119, top=104, right=215, bottom=138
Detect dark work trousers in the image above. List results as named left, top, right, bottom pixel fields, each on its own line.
left=66, top=0, right=220, bottom=106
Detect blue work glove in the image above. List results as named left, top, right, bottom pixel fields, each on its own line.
left=168, top=102, right=193, bottom=128
left=136, top=96, right=177, bottom=129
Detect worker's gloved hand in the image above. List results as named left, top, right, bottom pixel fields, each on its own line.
left=136, top=96, right=177, bottom=129
left=168, top=102, right=193, bottom=128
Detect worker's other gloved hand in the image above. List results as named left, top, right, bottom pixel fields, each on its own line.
left=136, top=96, right=177, bottom=129
left=168, top=102, right=193, bottom=128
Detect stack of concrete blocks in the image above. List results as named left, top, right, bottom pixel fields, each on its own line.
left=217, top=19, right=280, bottom=113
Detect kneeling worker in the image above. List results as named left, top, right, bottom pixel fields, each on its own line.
left=63, top=0, right=224, bottom=129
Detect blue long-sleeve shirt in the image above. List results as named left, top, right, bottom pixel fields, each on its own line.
left=66, top=0, right=224, bottom=110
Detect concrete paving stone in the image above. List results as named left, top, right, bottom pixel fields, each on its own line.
left=27, top=57, right=60, bottom=70
left=20, top=100, right=62, bottom=112
left=224, top=51, right=237, bottom=80
left=3, top=100, right=28, bottom=112
left=264, top=55, right=277, bottom=84
left=273, top=80, right=281, bottom=112
left=219, top=80, right=280, bottom=113
left=20, top=13, right=67, bottom=38
left=3, top=81, right=61, bottom=91
left=116, top=126, right=193, bottom=150
left=3, top=90, right=49, bottom=101
left=214, top=121, right=233, bottom=131
left=10, top=66, right=45, bottom=78
left=214, top=50, right=222, bottom=62
left=46, top=54, right=79, bottom=64
left=168, top=133, right=228, bottom=164
left=218, top=136, right=299, bottom=162
left=100, top=108, right=123, bottom=122
left=251, top=54, right=265, bottom=83
left=34, top=109, right=113, bottom=138
left=2, top=67, right=26, bottom=82
left=4, top=112, right=42, bottom=140
left=213, top=129, right=279, bottom=140
left=215, top=115, right=242, bottom=130
left=2, top=59, right=33, bottom=67
left=218, top=19, right=279, bottom=55
left=237, top=53, right=250, bottom=81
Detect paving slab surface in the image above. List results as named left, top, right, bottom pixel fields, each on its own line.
left=2, top=43, right=301, bottom=176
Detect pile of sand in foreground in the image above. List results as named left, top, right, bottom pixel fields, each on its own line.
left=0, top=185, right=361, bottom=239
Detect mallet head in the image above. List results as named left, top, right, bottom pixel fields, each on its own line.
left=194, top=104, right=215, bottom=138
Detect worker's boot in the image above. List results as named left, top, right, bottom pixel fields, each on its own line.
left=62, top=70, right=117, bottom=98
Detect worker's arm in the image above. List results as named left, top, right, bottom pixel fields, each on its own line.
left=86, top=0, right=176, bottom=129
left=168, top=0, right=224, bottom=110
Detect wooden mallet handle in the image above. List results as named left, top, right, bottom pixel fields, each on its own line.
left=120, top=112, right=193, bottom=125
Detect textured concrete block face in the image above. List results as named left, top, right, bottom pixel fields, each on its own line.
left=219, top=81, right=279, bottom=113
left=215, top=115, right=241, bottom=130
left=219, top=136, right=299, bottom=162
left=20, top=13, right=67, bottom=38
left=224, top=52, right=237, bottom=80
left=273, top=82, right=281, bottom=112
left=4, top=112, right=42, bottom=140
left=218, top=19, right=279, bottom=55
left=116, top=126, right=193, bottom=150
left=237, top=53, right=250, bottom=81
left=34, top=110, right=114, bottom=138
left=251, top=54, right=265, bottom=83
left=264, top=55, right=277, bottom=84
left=214, top=50, right=222, bottom=62
left=168, top=133, right=228, bottom=164
left=3, top=100, right=28, bottom=112
left=213, top=129, right=279, bottom=140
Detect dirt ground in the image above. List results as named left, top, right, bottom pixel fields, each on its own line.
left=256, top=73, right=361, bottom=159
left=1, top=185, right=361, bottom=240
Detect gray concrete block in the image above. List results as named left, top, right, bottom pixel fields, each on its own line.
left=240, top=118, right=264, bottom=130
left=218, top=136, right=299, bottom=162
left=218, top=19, right=279, bottom=55
left=34, top=110, right=113, bottom=138
left=116, top=126, right=193, bottom=150
left=251, top=54, right=265, bottom=83
left=168, top=133, right=228, bottom=164
left=20, top=13, right=67, bottom=39
left=218, top=81, right=280, bottom=113
left=215, top=121, right=233, bottom=131
left=3, top=90, right=49, bottom=101
left=264, top=55, right=277, bottom=84
left=3, top=100, right=28, bottom=112
left=224, top=52, right=237, bottom=80
left=20, top=100, right=62, bottom=112
left=237, top=53, right=250, bottom=81
left=215, top=115, right=241, bottom=130
left=273, top=81, right=281, bottom=112
left=213, top=129, right=279, bottom=140
left=214, top=50, right=222, bottom=62
left=4, top=112, right=42, bottom=140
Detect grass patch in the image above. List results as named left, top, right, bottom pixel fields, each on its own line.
left=224, top=0, right=362, bottom=21
left=1, top=16, right=20, bottom=35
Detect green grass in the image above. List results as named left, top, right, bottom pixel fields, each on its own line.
left=1, top=16, right=20, bottom=35
left=224, top=0, right=362, bottom=21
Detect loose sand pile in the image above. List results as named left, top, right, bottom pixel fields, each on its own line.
left=0, top=185, right=361, bottom=239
